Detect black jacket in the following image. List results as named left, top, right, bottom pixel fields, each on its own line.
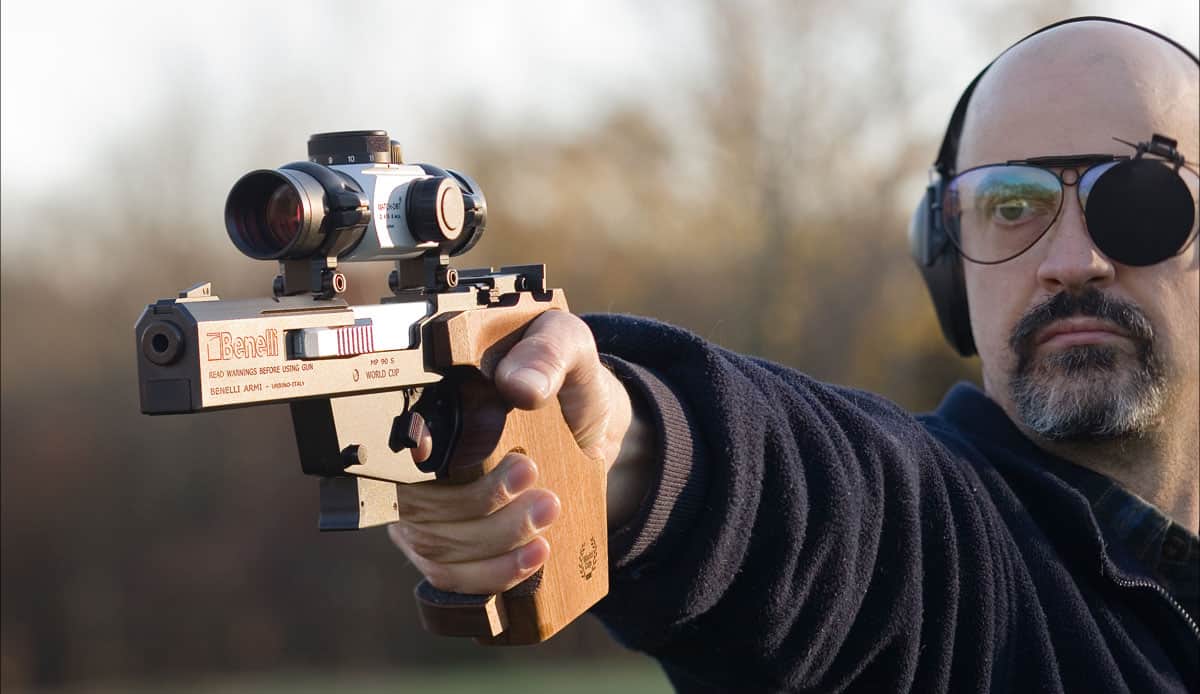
left=584, top=314, right=1199, bottom=693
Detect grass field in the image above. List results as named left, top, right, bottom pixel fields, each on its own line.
left=34, top=662, right=674, bottom=694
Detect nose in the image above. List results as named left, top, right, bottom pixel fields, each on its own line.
left=1035, top=191, right=1116, bottom=293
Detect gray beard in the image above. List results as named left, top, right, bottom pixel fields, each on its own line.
left=1009, top=343, right=1167, bottom=442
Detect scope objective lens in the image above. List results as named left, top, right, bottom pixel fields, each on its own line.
left=226, top=170, right=325, bottom=260
left=264, top=185, right=303, bottom=251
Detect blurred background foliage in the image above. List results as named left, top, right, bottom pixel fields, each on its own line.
left=2, top=0, right=1192, bottom=691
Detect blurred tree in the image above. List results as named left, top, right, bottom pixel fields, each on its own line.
left=457, top=0, right=981, bottom=407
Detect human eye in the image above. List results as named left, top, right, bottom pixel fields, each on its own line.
left=979, top=184, right=1056, bottom=227
left=992, top=197, right=1033, bottom=223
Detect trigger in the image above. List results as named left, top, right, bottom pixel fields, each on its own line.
left=389, top=411, right=425, bottom=452
left=405, top=382, right=461, bottom=476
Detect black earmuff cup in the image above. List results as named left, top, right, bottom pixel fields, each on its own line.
left=1084, top=159, right=1197, bottom=266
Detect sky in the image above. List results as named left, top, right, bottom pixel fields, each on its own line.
left=1, top=0, right=1196, bottom=218
left=0, top=1, right=706, bottom=197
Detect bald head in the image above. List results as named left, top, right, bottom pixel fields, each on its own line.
left=958, top=20, right=1199, bottom=171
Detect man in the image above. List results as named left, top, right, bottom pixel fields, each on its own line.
left=388, top=18, right=1199, bottom=692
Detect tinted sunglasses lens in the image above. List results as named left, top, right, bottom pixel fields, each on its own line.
left=1084, top=160, right=1198, bottom=266
left=944, top=166, right=1061, bottom=262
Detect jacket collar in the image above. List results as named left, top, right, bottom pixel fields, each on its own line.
left=931, top=382, right=1200, bottom=649
left=931, top=383, right=1155, bottom=581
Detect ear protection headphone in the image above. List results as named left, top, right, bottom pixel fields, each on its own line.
left=908, top=16, right=1200, bottom=357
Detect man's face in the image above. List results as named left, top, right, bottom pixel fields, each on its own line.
left=956, top=22, right=1199, bottom=442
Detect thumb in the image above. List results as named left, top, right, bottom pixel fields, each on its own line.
left=494, top=311, right=611, bottom=459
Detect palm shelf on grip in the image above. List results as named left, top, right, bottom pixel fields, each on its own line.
left=133, top=129, right=608, bottom=647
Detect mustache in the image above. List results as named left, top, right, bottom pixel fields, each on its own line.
left=1008, top=289, right=1155, bottom=357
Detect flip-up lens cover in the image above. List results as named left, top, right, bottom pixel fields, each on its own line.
left=1084, top=159, right=1197, bottom=266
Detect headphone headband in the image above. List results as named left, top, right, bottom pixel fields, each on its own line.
left=934, top=16, right=1200, bottom=178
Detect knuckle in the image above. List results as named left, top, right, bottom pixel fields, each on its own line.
left=460, top=469, right=508, bottom=517
left=565, top=315, right=598, bottom=352
left=534, top=308, right=571, bottom=331
left=576, top=419, right=611, bottom=461
left=570, top=357, right=601, bottom=389
left=545, top=312, right=596, bottom=359
left=482, top=478, right=511, bottom=514
left=514, top=515, right=539, bottom=542
left=517, top=334, right=570, bottom=373
left=404, top=526, right=455, bottom=562
left=522, top=312, right=596, bottom=370
left=544, top=308, right=585, bottom=333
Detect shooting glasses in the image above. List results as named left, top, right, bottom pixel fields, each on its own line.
left=941, top=135, right=1199, bottom=266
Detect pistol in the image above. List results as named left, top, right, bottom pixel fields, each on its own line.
left=134, top=130, right=608, bottom=645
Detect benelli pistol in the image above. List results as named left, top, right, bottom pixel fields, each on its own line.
left=134, top=130, right=608, bottom=645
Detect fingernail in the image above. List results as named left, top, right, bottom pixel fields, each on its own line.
left=528, top=495, right=560, bottom=531
left=504, top=459, right=537, bottom=496
left=509, top=367, right=550, bottom=399
left=517, top=539, right=549, bottom=571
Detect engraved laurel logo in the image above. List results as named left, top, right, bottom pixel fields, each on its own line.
left=578, top=536, right=598, bottom=580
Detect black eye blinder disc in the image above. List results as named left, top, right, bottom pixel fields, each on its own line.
left=1084, top=159, right=1197, bottom=266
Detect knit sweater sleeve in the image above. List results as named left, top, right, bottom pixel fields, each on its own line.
left=582, top=314, right=998, bottom=693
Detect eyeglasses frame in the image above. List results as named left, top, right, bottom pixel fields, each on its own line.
left=940, top=151, right=1199, bottom=265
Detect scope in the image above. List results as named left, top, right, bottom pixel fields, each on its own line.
left=225, top=130, right=487, bottom=262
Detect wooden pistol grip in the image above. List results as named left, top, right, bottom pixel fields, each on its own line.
left=414, top=291, right=609, bottom=645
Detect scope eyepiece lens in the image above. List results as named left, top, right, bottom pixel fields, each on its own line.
left=226, top=170, right=319, bottom=260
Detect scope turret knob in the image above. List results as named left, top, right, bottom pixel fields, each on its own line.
left=445, top=170, right=487, bottom=257
left=407, top=176, right=465, bottom=244
left=307, top=130, right=393, bottom=165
